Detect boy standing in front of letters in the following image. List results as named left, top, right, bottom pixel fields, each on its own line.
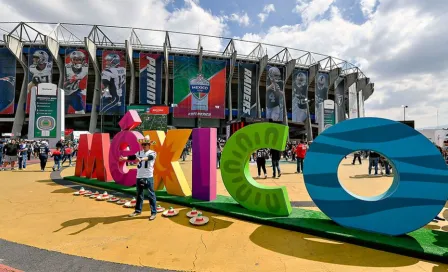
left=120, top=136, right=158, bottom=221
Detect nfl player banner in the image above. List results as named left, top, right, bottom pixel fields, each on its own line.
left=27, top=48, right=53, bottom=114
left=237, top=63, right=257, bottom=118
left=334, top=77, right=345, bottom=123
left=348, top=82, right=358, bottom=119
left=0, top=48, right=16, bottom=114
left=315, top=72, right=329, bottom=124
left=265, top=65, right=285, bottom=122
left=100, top=50, right=126, bottom=115
left=358, top=89, right=365, bottom=117
left=292, top=69, right=309, bottom=123
left=173, top=56, right=226, bottom=119
left=64, top=48, right=89, bottom=114
left=139, top=53, right=163, bottom=105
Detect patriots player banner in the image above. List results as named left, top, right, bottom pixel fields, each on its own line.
left=64, top=48, right=89, bottom=114
left=27, top=48, right=53, bottom=114
left=314, top=71, right=329, bottom=124
left=100, top=50, right=127, bottom=116
left=265, top=65, right=285, bottom=122
left=334, top=77, right=345, bottom=123
left=173, top=56, right=226, bottom=119
left=237, top=63, right=257, bottom=118
left=139, top=53, right=163, bottom=105
left=0, top=48, right=17, bottom=114
left=291, top=69, right=309, bottom=123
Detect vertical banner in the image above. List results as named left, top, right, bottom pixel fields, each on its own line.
left=323, top=100, right=335, bottom=130
left=315, top=72, right=329, bottom=124
left=265, top=65, right=284, bottom=122
left=334, top=77, right=345, bottom=123
left=292, top=69, right=309, bottom=122
left=173, top=56, right=226, bottom=119
left=348, top=83, right=358, bottom=119
left=27, top=48, right=53, bottom=114
left=358, top=90, right=365, bottom=117
left=237, top=63, right=257, bottom=118
left=139, top=53, right=163, bottom=105
left=29, top=83, right=58, bottom=138
left=100, top=50, right=126, bottom=115
left=64, top=48, right=89, bottom=114
left=0, top=48, right=16, bottom=114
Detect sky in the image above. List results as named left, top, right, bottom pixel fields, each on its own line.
left=0, top=0, right=447, bottom=128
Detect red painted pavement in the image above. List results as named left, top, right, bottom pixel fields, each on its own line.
left=0, top=264, right=23, bottom=272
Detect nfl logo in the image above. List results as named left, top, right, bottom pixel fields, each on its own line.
left=189, top=74, right=210, bottom=100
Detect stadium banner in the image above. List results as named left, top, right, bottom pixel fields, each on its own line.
left=358, top=89, right=365, bottom=117
left=64, top=48, right=89, bottom=114
left=265, top=65, right=285, bottom=122
left=173, top=56, right=226, bottom=119
left=100, top=50, right=127, bottom=115
left=0, top=48, right=17, bottom=114
left=128, top=104, right=168, bottom=132
left=139, top=53, right=163, bottom=105
left=27, top=48, right=53, bottom=114
left=292, top=69, right=309, bottom=123
left=348, top=82, right=358, bottom=119
left=334, top=76, right=345, bottom=123
left=32, top=83, right=58, bottom=138
left=323, top=99, right=335, bottom=131
left=237, top=62, right=257, bottom=118
left=315, top=71, right=329, bottom=124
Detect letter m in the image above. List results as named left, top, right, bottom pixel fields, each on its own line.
left=74, top=133, right=113, bottom=181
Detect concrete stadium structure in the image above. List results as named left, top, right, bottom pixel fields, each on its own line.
left=0, top=22, right=374, bottom=138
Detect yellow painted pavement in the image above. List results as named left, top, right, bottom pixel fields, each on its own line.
left=0, top=157, right=446, bottom=272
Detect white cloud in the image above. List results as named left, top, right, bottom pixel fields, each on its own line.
left=360, top=0, right=378, bottom=17
left=258, top=3, right=276, bottom=23
left=223, top=12, right=251, bottom=27
left=293, top=0, right=335, bottom=24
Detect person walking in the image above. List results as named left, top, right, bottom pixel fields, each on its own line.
left=61, top=143, right=73, bottom=166
left=52, top=147, right=63, bottom=171
left=121, top=136, right=158, bottom=221
left=26, top=142, right=32, bottom=161
left=295, top=140, right=307, bottom=173
left=256, top=148, right=268, bottom=178
left=217, top=142, right=222, bottom=169
left=352, top=151, right=362, bottom=165
left=3, top=139, right=18, bottom=171
left=38, top=141, right=51, bottom=172
left=270, top=149, right=282, bottom=178
left=0, top=140, right=4, bottom=171
left=18, top=141, right=28, bottom=170
left=368, top=151, right=380, bottom=175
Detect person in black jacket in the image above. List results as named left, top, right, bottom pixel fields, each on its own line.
left=256, top=149, right=268, bottom=178
left=270, top=149, right=282, bottom=178
left=38, top=141, right=52, bottom=171
left=368, top=151, right=380, bottom=175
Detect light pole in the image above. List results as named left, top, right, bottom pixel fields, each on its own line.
left=402, top=105, right=408, bottom=121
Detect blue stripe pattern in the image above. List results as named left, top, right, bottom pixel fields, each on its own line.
left=303, top=117, right=448, bottom=236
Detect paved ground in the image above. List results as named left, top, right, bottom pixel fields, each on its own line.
left=0, top=156, right=446, bottom=272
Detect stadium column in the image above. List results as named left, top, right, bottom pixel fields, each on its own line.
left=125, top=40, right=135, bottom=105
left=45, top=36, right=63, bottom=89
left=84, top=37, right=100, bottom=133
left=4, top=34, right=27, bottom=139
left=356, top=77, right=369, bottom=118
left=284, top=59, right=296, bottom=127
left=163, top=32, right=170, bottom=106
left=306, top=63, right=319, bottom=140
left=227, top=51, right=237, bottom=121
left=344, top=72, right=358, bottom=118
left=256, top=55, right=268, bottom=118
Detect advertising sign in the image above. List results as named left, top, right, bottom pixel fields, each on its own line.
left=64, top=48, right=89, bottom=114
left=27, top=48, right=53, bottom=114
left=32, top=83, right=58, bottom=138
left=100, top=50, right=126, bottom=115
left=323, top=99, right=335, bottom=131
left=173, top=56, right=226, bottom=119
left=265, top=65, right=284, bottom=122
left=127, top=105, right=168, bottom=132
left=0, top=48, right=16, bottom=114
left=292, top=69, right=309, bottom=123
left=315, top=72, right=329, bottom=124
left=139, top=53, right=163, bottom=105
left=237, top=63, right=257, bottom=118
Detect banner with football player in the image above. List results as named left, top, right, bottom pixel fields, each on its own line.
left=173, top=56, right=226, bottom=119
left=334, top=76, right=345, bottom=123
left=265, top=65, right=284, bottom=122
left=314, top=71, right=329, bottom=124
left=64, top=49, right=89, bottom=114
left=237, top=63, right=257, bottom=118
left=100, top=50, right=126, bottom=115
left=0, top=48, right=17, bottom=114
left=291, top=69, right=309, bottom=123
left=139, top=53, right=163, bottom=105
left=27, top=48, right=53, bottom=114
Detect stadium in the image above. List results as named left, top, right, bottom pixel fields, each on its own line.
left=0, top=22, right=374, bottom=139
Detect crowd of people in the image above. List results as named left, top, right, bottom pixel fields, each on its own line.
left=0, top=138, right=78, bottom=172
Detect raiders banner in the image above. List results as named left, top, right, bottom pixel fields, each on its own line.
left=315, top=71, right=329, bottom=124
left=334, top=77, right=345, bottom=123
left=237, top=63, right=257, bottom=118
left=139, top=53, right=163, bottom=105
left=292, top=69, right=308, bottom=123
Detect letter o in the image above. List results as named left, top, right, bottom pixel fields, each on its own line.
left=304, top=117, right=448, bottom=235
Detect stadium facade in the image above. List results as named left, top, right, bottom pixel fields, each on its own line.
left=0, top=22, right=374, bottom=139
